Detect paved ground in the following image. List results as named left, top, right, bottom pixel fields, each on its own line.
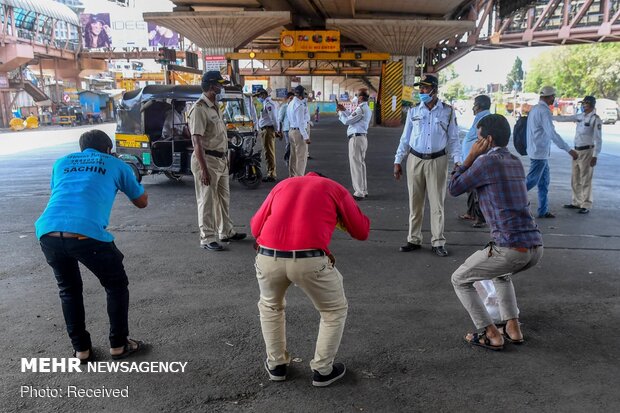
left=1, top=115, right=619, bottom=412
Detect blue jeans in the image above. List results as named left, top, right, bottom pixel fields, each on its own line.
left=40, top=235, right=129, bottom=351
left=526, top=159, right=550, bottom=217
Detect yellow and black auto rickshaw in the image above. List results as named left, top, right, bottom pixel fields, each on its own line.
left=115, top=84, right=262, bottom=186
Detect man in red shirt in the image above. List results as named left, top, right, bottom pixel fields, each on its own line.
left=251, top=172, right=370, bottom=387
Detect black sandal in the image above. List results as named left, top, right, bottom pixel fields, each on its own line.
left=464, top=331, right=504, bottom=351
left=111, top=339, right=145, bottom=360
left=499, top=326, right=525, bottom=344
left=73, top=348, right=94, bottom=365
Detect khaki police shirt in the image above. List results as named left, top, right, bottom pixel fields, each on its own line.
left=187, top=93, right=228, bottom=153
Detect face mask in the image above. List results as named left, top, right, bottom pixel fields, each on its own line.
left=419, top=93, right=432, bottom=103
left=258, top=97, right=265, bottom=103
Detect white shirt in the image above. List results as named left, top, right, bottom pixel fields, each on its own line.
left=286, top=97, right=309, bottom=140
left=162, top=109, right=185, bottom=140
left=394, top=100, right=461, bottom=164
left=554, top=111, right=602, bottom=157
left=526, top=100, right=572, bottom=160
left=258, top=97, right=279, bottom=131
left=278, top=102, right=290, bottom=131
left=338, top=101, right=371, bottom=136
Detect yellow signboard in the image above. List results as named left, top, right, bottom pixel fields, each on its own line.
left=402, top=85, right=415, bottom=103
left=280, top=31, right=340, bottom=52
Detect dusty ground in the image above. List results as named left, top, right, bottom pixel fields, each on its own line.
left=0, top=115, right=619, bottom=412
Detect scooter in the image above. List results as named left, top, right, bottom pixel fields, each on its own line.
left=228, top=131, right=262, bottom=189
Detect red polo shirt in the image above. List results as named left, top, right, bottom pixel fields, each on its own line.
left=250, top=173, right=370, bottom=255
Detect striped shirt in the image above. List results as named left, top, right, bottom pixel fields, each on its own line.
left=449, top=147, right=543, bottom=248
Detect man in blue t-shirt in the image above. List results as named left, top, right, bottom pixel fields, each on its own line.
left=35, top=130, right=148, bottom=363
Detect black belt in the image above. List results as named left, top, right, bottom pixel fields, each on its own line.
left=410, top=148, right=446, bottom=160
left=205, top=149, right=226, bottom=158
left=258, top=247, right=325, bottom=258
left=575, top=145, right=594, bottom=151
left=261, top=126, right=274, bottom=130
left=348, top=133, right=367, bottom=139
left=290, top=127, right=300, bottom=130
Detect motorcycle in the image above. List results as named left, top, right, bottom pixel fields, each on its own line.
left=228, top=131, right=262, bottom=189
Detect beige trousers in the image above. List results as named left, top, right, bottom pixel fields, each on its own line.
left=348, top=135, right=368, bottom=197
left=452, top=245, right=543, bottom=329
left=288, top=129, right=308, bottom=177
left=406, top=154, right=448, bottom=246
left=255, top=253, right=348, bottom=375
left=191, top=153, right=235, bottom=244
left=260, top=127, right=277, bottom=179
left=571, top=148, right=594, bottom=209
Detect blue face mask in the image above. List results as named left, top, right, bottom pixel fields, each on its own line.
left=419, top=93, right=432, bottom=103
left=258, top=97, right=265, bottom=103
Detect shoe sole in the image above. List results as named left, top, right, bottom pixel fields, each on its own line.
left=201, top=245, right=224, bottom=251
left=264, top=363, right=286, bottom=382
left=312, top=366, right=346, bottom=387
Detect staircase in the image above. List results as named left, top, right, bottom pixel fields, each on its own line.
left=9, top=79, right=51, bottom=103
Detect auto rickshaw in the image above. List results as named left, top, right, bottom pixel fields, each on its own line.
left=115, top=84, right=261, bottom=186
left=56, top=106, right=84, bottom=126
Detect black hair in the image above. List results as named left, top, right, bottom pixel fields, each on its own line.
left=286, top=92, right=294, bottom=98
left=79, top=129, right=113, bottom=153
left=474, top=95, right=491, bottom=110
left=358, top=89, right=370, bottom=101
left=476, top=114, right=511, bottom=147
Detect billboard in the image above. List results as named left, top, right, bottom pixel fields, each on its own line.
left=80, top=13, right=113, bottom=49
left=147, top=23, right=179, bottom=47
left=81, top=10, right=180, bottom=49
left=280, top=31, right=340, bottom=52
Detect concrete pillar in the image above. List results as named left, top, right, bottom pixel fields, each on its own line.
left=269, top=76, right=291, bottom=99
left=324, top=78, right=333, bottom=100
left=401, top=55, right=419, bottom=86
left=0, top=90, right=11, bottom=128
left=311, top=76, right=325, bottom=101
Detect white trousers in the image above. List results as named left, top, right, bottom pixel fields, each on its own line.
left=348, top=135, right=368, bottom=197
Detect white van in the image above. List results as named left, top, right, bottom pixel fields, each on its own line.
left=601, top=107, right=618, bottom=125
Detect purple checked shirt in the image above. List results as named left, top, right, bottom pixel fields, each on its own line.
left=449, top=147, right=543, bottom=248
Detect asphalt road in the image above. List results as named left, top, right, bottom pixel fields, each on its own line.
left=1, top=116, right=619, bottom=412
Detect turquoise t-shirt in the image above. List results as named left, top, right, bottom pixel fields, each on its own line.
left=35, top=149, right=144, bottom=242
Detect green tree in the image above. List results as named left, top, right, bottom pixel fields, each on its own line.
left=442, top=78, right=466, bottom=101
left=438, top=64, right=459, bottom=84
left=524, top=43, right=620, bottom=100
left=506, top=57, right=524, bottom=92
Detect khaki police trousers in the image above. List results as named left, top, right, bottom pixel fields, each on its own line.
left=348, top=134, right=368, bottom=198
left=191, top=153, right=235, bottom=244
left=288, top=129, right=308, bottom=177
left=260, top=127, right=277, bottom=179
left=255, top=253, right=348, bottom=375
left=572, top=148, right=594, bottom=209
left=406, top=154, right=448, bottom=247
left=452, top=245, right=543, bottom=329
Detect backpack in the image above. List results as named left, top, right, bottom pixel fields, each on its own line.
left=513, top=115, right=528, bottom=156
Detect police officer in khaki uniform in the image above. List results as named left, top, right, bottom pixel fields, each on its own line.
left=188, top=71, right=246, bottom=251
left=393, top=75, right=462, bottom=257
left=554, top=95, right=603, bottom=214
left=255, top=88, right=280, bottom=182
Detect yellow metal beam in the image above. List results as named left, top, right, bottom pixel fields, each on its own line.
left=225, top=52, right=390, bottom=61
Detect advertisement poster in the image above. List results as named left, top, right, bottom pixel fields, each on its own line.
left=81, top=10, right=180, bottom=49
left=80, top=13, right=113, bottom=49
left=147, top=23, right=179, bottom=48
